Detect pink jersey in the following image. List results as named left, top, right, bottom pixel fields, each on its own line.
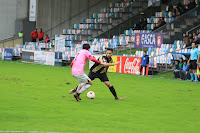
left=71, top=49, right=92, bottom=75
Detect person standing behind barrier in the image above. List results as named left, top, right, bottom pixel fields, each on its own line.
left=44, top=34, right=50, bottom=43
left=188, top=43, right=200, bottom=82
left=38, top=29, right=44, bottom=41
left=30, top=29, right=38, bottom=42
left=140, top=51, right=149, bottom=75
left=18, top=29, right=23, bottom=38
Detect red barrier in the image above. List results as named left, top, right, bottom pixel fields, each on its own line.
left=116, top=56, right=142, bottom=75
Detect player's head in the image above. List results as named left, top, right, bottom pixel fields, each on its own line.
left=106, top=48, right=113, bottom=58
left=192, top=43, right=196, bottom=49
left=144, top=51, right=147, bottom=56
left=83, top=44, right=90, bottom=51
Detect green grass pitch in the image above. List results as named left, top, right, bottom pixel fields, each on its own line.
left=0, top=60, right=200, bottom=133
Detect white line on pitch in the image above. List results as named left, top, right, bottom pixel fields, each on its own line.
left=0, top=131, right=79, bottom=133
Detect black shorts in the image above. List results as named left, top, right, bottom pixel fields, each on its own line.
left=189, top=60, right=197, bottom=70
left=88, top=71, right=109, bottom=82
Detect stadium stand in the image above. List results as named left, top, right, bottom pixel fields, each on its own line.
left=1, top=0, right=200, bottom=76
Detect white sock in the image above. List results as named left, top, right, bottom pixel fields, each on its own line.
left=76, top=83, right=86, bottom=93
left=78, top=84, right=91, bottom=94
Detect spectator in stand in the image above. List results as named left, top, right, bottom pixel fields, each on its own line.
left=44, top=34, right=50, bottom=43
left=142, top=18, right=148, bottom=30
left=197, top=29, right=200, bottom=37
left=38, top=29, right=44, bottom=41
left=179, top=6, right=186, bottom=15
left=189, top=33, right=193, bottom=39
left=173, top=60, right=180, bottom=78
left=194, top=36, right=200, bottom=44
left=187, top=0, right=197, bottom=10
left=30, top=29, right=38, bottom=42
left=193, top=32, right=197, bottom=39
left=134, top=18, right=143, bottom=30
left=172, top=6, right=179, bottom=18
left=18, top=29, right=23, bottom=38
left=180, top=60, right=190, bottom=80
left=183, top=33, right=189, bottom=45
left=188, top=43, right=200, bottom=82
left=160, top=18, right=166, bottom=27
left=186, top=38, right=194, bottom=47
left=177, top=0, right=184, bottom=11
left=168, top=4, right=173, bottom=12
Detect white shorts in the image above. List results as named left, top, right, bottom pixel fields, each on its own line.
left=73, top=74, right=91, bottom=84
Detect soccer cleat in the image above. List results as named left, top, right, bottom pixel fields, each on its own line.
left=115, top=96, right=126, bottom=100
left=73, top=93, right=79, bottom=101
left=69, top=89, right=76, bottom=94
left=77, top=96, right=82, bottom=101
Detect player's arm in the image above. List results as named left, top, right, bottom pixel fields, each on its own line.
left=188, top=56, right=191, bottom=64
left=102, top=62, right=121, bottom=66
left=88, top=55, right=101, bottom=64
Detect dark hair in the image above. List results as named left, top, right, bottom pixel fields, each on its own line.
left=106, top=48, right=113, bottom=52
left=144, top=51, right=147, bottom=53
left=83, top=44, right=90, bottom=50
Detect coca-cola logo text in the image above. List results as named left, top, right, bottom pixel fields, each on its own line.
left=124, top=58, right=141, bottom=74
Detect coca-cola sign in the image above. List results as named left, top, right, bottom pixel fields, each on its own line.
left=119, top=57, right=142, bottom=75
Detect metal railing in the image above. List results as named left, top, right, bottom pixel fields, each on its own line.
left=94, top=0, right=158, bottom=39
left=0, top=36, right=23, bottom=48
left=147, top=43, right=200, bottom=75
left=44, top=0, right=112, bottom=36
left=152, top=6, right=200, bottom=42
left=186, top=23, right=200, bottom=35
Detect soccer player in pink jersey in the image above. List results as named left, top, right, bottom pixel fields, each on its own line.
left=71, top=44, right=102, bottom=101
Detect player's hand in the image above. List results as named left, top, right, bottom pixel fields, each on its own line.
left=101, top=62, right=107, bottom=66
left=115, top=62, right=121, bottom=65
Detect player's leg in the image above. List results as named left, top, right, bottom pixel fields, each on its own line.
left=189, top=61, right=194, bottom=81
left=69, top=86, right=77, bottom=94
left=77, top=80, right=92, bottom=94
left=100, top=73, right=125, bottom=100
left=140, top=66, right=143, bottom=75
left=193, top=61, right=198, bottom=82
left=144, top=66, right=147, bottom=75
left=73, top=74, right=92, bottom=101
left=193, top=69, right=198, bottom=82
left=69, top=72, right=95, bottom=94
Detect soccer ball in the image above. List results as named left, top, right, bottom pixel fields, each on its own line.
left=87, top=91, right=95, bottom=99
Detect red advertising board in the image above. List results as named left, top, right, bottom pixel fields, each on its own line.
left=116, top=56, right=142, bottom=75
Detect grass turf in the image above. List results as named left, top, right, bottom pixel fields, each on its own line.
left=0, top=60, right=200, bottom=133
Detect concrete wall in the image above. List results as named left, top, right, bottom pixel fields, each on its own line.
left=37, top=0, right=115, bottom=38
left=0, top=0, right=28, bottom=40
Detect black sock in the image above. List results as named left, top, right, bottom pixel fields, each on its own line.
left=109, top=86, right=118, bottom=99
left=74, top=86, right=78, bottom=92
